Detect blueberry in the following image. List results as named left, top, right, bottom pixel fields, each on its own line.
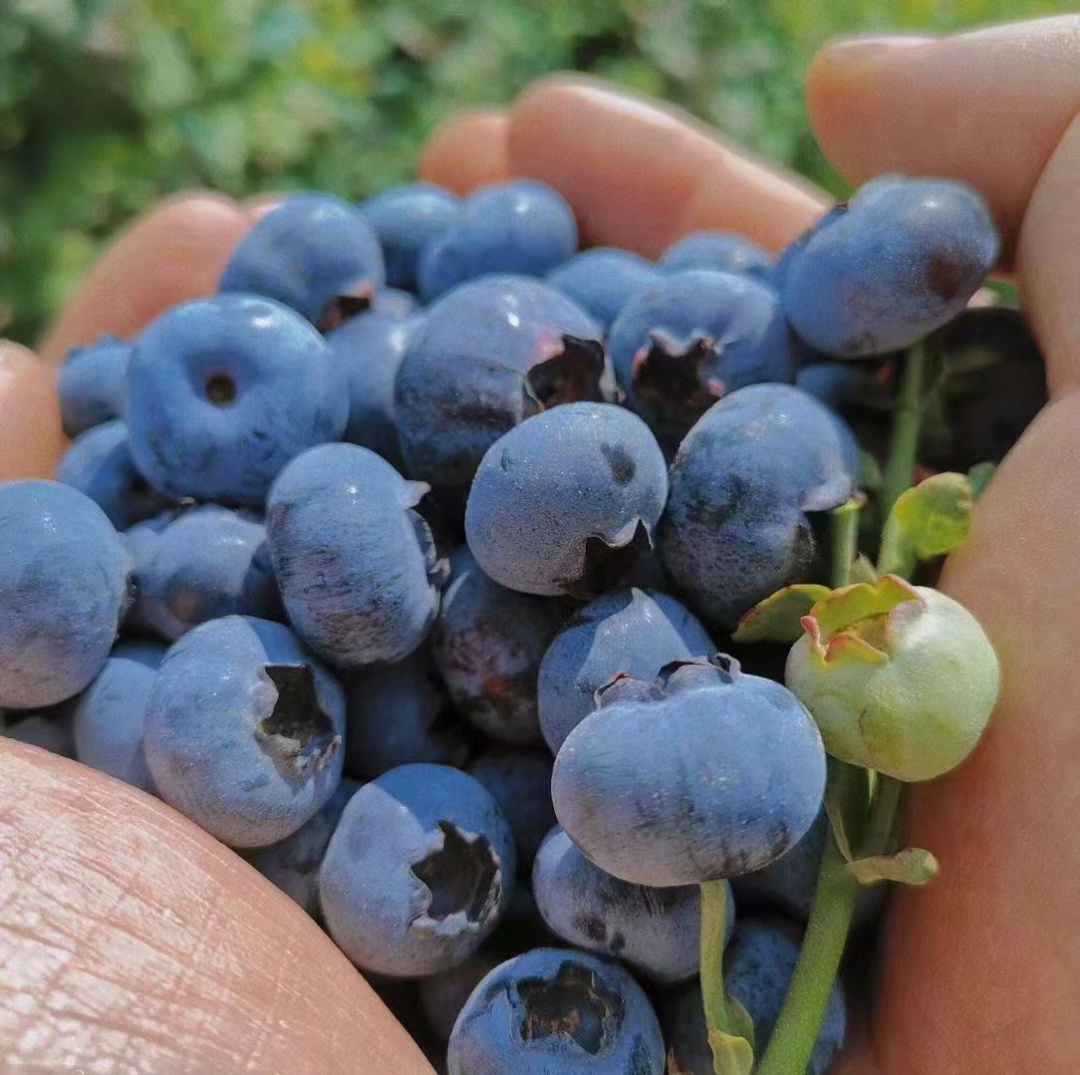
left=71, top=640, right=164, bottom=793
left=532, top=826, right=718, bottom=984
left=551, top=657, right=826, bottom=886
left=143, top=616, right=345, bottom=848
left=432, top=547, right=569, bottom=745
left=394, top=275, right=609, bottom=519
left=125, top=505, right=281, bottom=642
left=124, top=294, right=347, bottom=507
left=244, top=777, right=358, bottom=920
left=359, top=182, right=461, bottom=290
left=57, top=335, right=131, bottom=437
left=447, top=948, right=666, bottom=1075
left=370, top=287, right=420, bottom=318
left=324, top=308, right=415, bottom=470
left=608, top=270, right=797, bottom=449
left=1, top=702, right=76, bottom=757
left=345, top=644, right=474, bottom=779
left=468, top=746, right=556, bottom=875
left=465, top=403, right=668, bottom=599
left=659, top=384, right=860, bottom=631
left=55, top=420, right=175, bottom=530
left=780, top=176, right=999, bottom=356
left=418, top=180, right=578, bottom=301
left=537, top=587, right=714, bottom=754
left=659, top=232, right=773, bottom=280
left=546, top=248, right=660, bottom=331
left=795, top=360, right=889, bottom=414
left=420, top=949, right=504, bottom=1043
left=0, top=482, right=130, bottom=708
left=318, top=763, right=516, bottom=977
left=218, top=192, right=385, bottom=329
left=266, top=444, right=446, bottom=668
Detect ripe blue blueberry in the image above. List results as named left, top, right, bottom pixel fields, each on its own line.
left=532, top=825, right=719, bottom=984
left=395, top=275, right=609, bottom=517
left=465, top=403, right=668, bottom=598
left=55, top=420, right=174, bottom=530
left=659, top=384, right=860, bottom=631
left=0, top=481, right=130, bottom=708
left=468, top=746, right=557, bottom=875
left=266, top=443, right=446, bottom=667
left=124, top=294, right=347, bottom=507
left=218, top=192, right=385, bottom=329
left=537, top=587, right=714, bottom=754
left=359, top=182, right=461, bottom=290
left=58, top=335, right=131, bottom=437
left=608, top=270, right=797, bottom=448
left=447, top=947, right=666, bottom=1075
left=125, top=505, right=281, bottom=642
left=244, top=778, right=358, bottom=920
left=418, top=180, right=578, bottom=301
left=345, top=644, right=474, bottom=779
left=143, top=616, right=346, bottom=848
left=71, top=640, right=165, bottom=794
left=318, top=763, right=516, bottom=977
left=1, top=703, right=75, bottom=757
left=546, top=248, right=659, bottom=331
left=795, top=361, right=882, bottom=413
left=779, top=175, right=999, bottom=356
left=551, top=657, right=826, bottom=886
left=659, top=231, right=773, bottom=280
left=432, top=547, right=569, bottom=745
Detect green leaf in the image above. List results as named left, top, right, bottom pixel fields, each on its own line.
left=878, top=473, right=973, bottom=576
left=847, top=555, right=879, bottom=585
left=732, top=584, right=832, bottom=643
left=858, top=450, right=883, bottom=492
left=967, top=462, right=996, bottom=499
left=848, top=847, right=940, bottom=887
left=708, top=1019, right=756, bottom=1075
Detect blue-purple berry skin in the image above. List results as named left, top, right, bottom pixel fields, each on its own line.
left=467, top=746, right=556, bottom=875
left=608, top=270, right=797, bottom=448
left=345, top=644, right=474, bottom=779
left=546, top=248, right=659, bottom=331
left=465, top=403, right=668, bottom=599
left=659, top=232, right=773, bottom=280
left=125, top=505, right=281, bottom=642
left=124, top=294, right=347, bottom=507
left=371, top=287, right=420, bottom=318
left=537, top=587, right=714, bottom=754
left=318, top=763, right=516, bottom=977
left=1, top=702, right=76, bottom=757
left=432, top=547, right=569, bottom=745
left=71, top=640, right=164, bottom=794
left=551, top=658, right=827, bottom=887
left=447, top=947, right=666, bottom=1075
left=659, top=384, right=861, bottom=631
left=0, top=481, right=130, bottom=709
left=58, top=335, right=131, bottom=437
left=359, top=183, right=461, bottom=290
left=795, top=361, right=875, bottom=413
left=418, top=180, right=578, bottom=301
left=143, top=616, right=345, bottom=848
left=532, top=826, right=714, bottom=984
left=218, top=193, right=385, bottom=326
left=394, top=275, right=609, bottom=511
left=245, top=777, right=359, bottom=920
left=325, top=309, right=415, bottom=470
left=266, top=444, right=445, bottom=668
left=780, top=175, right=999, bottom=356
left=55, top=420, right=174, bottom=530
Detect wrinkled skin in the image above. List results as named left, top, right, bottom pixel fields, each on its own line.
left=4, top=18, right=1080, bottom=1072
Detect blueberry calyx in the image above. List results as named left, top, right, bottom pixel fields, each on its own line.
left=204, top=372, right=238, bottom=406
left=410, top=821, right=502, bottom=928
left=316, top=281, right=375, bottom=333
left=256, top=663, right=341, bottom=777
left=524, top=336, right=607, bottom=409
left=515, top=960, right=624, bottom=1054
left=559, top=518, right=652, bottom=601
left=631, top=331, right=723, bottom=439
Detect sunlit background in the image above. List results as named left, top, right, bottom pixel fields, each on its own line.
left=0, top=0, right=1060, bottom=344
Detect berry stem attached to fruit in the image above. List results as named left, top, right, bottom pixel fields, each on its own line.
left=880, top=340, right=928, bottom=523
left=830, top=497, right=861, bottom=589
left=700, top=878, right=754, bottom=1075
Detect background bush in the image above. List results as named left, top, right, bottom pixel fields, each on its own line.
left=0, top=0, right=1058, bottom=346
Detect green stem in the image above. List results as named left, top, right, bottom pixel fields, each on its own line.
left=880, top=341, right=928, bottom=524
left=699, top=879, right=731, bottom=1041
left=863, top=774, right=904, bottom=856
left=830, top=499, right=861, bottom=588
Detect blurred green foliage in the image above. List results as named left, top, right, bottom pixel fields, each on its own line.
left=0, top=0, right=1060, bottom=345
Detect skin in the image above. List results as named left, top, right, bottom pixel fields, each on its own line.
left=2, top=15, right=1079, bottom=1071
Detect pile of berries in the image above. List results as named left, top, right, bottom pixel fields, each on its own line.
left=2, top=174, right=1027, bottom=1074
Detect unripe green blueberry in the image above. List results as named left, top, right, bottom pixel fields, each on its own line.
left=785, top=577, right=999, bottom=782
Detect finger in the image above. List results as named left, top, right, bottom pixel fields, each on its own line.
left=506, top=75, right=828, bottom=258
left=417, top=109, right=511, bottom=194
left=37, top=192, right=254, bottom=366
left=0, top=741, right=433, bottom=1075
left=0, top=343, right=66, bottom=480
left=805, top=17, right=1080, bottom=261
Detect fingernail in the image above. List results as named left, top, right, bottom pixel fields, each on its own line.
left=818, top=34, right=934, bottom=65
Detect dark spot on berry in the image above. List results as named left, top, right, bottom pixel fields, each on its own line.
left=628, top=1035, right=653, bottom=1075
left=526, top=336, right=606, bottom=408
left=573, top=913, right=608, bottom=943
left=257, top=663, right=341, bottom=778
left=318, top=281, right=374, bottom=332
left=601, top=443, right=635, bottom=486
left=204, top=372, right=237, bottom=406
left=411, top=821, right=500, bottom=923
left=608, top=931, right=626, bottom=954
left=927, top=252, right=966, bottom=301
left=517, top=961, right=624, bottom=1054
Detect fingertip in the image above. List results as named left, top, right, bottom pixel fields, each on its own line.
left=417, top=108, right=511, bottom=195
left=0, top=342, right=66, bottom=480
